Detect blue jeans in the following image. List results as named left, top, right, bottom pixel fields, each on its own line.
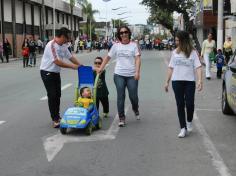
left=172, top=81, right=195, bottom=129
left=114, top=74, right=139, bottom=119
left=29, top=52, right=36, bottom=65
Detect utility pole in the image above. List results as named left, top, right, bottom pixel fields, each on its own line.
left=41, top=0, right=46, bottom=41
left=217, top=0, right=223, bottom=50
left=12, top=0, right=16, bottom=57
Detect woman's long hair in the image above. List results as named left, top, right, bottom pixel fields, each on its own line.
left=176, top=31, right=193, bottom=58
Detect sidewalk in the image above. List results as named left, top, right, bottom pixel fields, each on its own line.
left=1, top=49, right=106, bottom=64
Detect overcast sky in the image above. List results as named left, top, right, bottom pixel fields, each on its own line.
left=88, top=0, right=150, bottom=25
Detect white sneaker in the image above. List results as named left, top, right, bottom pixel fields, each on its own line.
left=178, top=128, right=187, bottom=138
left=187, top=122, right=193, bottom=132
left=118, top=120, right=125, bottom=127
left=134, top=111, right=140, bottom=120
left=136, top=115, right=140, bottom=120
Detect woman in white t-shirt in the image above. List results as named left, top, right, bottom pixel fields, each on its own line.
left=201, top=32, right=216, bottom=79
left=165, top=31, right=203, bottom=138
left=97, top=26, right=141, bottom=127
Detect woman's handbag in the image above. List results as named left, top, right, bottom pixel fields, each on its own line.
left=22, top=48, right=29, bottom=57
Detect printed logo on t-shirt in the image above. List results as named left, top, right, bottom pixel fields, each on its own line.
left=117, top=50, right=134, bottom=58
left=174, top=57, right=194, bottom=67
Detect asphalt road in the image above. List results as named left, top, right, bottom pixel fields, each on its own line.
left=0, top=49, right=236, bottom=176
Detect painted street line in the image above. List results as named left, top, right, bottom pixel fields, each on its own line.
left=194, top=113, right=232, bottom=176
left=43, top=105, right=130, bottom=162
left=0, top=121, right=6, bottom=125
left=40, top=83, right=72, bottom=101
left=195, top=108, right=221, bottom=112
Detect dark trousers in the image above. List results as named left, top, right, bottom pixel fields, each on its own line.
left=23, top=57, right=29, bottom=67
left=172, top=81, right=195, bottom=129
left=217, top=67, right=222, bottom=78
left=40, top=70, right=61, bottom=122
left=224, top=51, right=232, bottom=64
left=114, top=74, right=139, bottom=118
left=0, top=53, right=3, bottom=62
left=96, top=96, right=109, bottom=114
left=5, top=53, right=9, bottom=62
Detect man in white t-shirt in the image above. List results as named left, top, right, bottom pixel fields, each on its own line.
left=40, top=27, right=81, bottom=128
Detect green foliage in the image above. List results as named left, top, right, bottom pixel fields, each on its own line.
left=80, top=0, right=99, bottom=38
left=70, top=0, right=75, bottom=6
left=111, top=19, right=128, bottom=28
left=141, top=0, right=198, bottom=32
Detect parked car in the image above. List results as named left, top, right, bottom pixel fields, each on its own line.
left=222, top=49, right=236, bottom=114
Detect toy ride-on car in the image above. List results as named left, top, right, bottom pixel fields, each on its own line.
left=60, top=66, right=102, bottom=135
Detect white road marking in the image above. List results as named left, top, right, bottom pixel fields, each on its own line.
left=40, top=83, right=72, bottom=101
left=195, top=108, right=221, bottom=112
left=0, top=121, right=6, bottom=125
left=194, top=112, right=232, bottom=176
left=43, top=105, right=130, bottom=162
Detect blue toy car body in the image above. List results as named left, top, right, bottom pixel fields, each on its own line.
left=60, top=66, right=102, bottom=135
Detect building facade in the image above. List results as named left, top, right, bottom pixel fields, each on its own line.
left=0, top=0, right=85, bottom=57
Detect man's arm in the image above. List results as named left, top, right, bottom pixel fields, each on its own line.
left=69, top=54, right=81, bottom=66
left=54, top=58, right=78, bottom=70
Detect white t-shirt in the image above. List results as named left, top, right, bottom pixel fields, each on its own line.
left=108, top=42, right=141, bottom=77
left=169, top=49, right=201, bottom=81
left=40, top=40, right=72, bottom=73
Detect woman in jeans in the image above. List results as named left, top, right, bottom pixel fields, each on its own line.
left=165, top=31, right=203, bottom=138
left=97, top=26, right=141, bottom=127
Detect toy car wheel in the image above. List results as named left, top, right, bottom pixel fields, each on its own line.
left=96, top=117, right=102, bottom=129
left=60, top=127, right=67, bottom=135
left=85, top=122, right=92, bottom=135
left=222, top=85, right=234, bottom=115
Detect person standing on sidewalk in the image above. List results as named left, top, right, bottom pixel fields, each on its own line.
left=21, top=38, right=30, bottom=68
left=201, top=32, right=216, bottom=80
left=165, top=31, right=203, bottom=138
left=40, top=27, right=82, bottom=128
left=3, top=38, right=11, bottom=63
left=97, top=26, right=141, bottom=127
left=28, top=37, right=37, bottom=67
left=223, top=36, right=233, bottom=64
left=0, top=42, right=3, bottom=63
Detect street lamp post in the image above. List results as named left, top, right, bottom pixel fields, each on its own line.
left=102, top=0, right=111, bottom=40
left=53, top=0, right=56, bottom=38
left=112, top=6, right=127, bottom=38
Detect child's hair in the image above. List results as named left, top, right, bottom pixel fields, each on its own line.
left=94, top=56, right=103, bottom=62
left=217, top=49, right=222, bottom=53
left=80, top=86, right=89, bottom=96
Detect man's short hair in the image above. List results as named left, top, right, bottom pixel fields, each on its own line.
left=56, top=27, right=71, bottom=39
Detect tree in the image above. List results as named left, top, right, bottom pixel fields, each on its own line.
left=147, top=8, right=173, bottom=34
left=111, top=19, right=127, bottom=28
left=70, top=0, right=75, bottom=39
left=80, top=0, right=99, bottom=39
left=141, top=0, right=198, bottom=32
